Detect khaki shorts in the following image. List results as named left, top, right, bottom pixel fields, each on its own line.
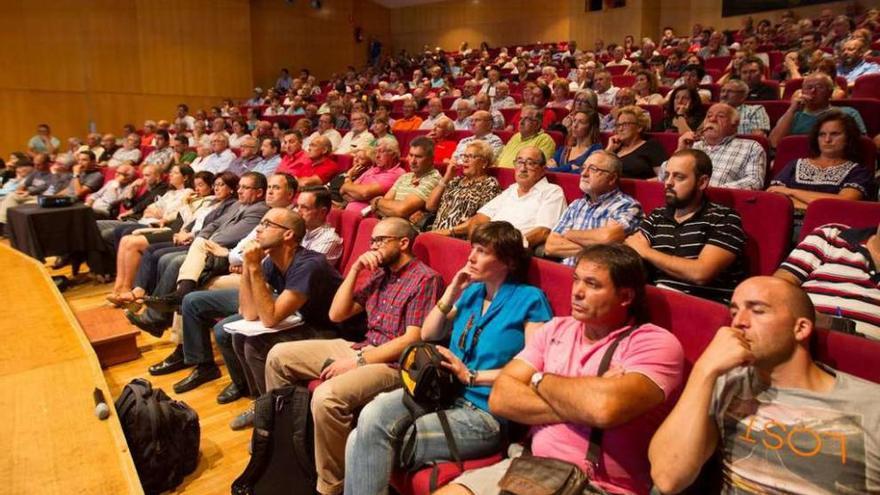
left=449, top=458, right=512, bottom=495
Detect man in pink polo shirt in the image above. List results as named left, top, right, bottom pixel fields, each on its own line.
left=439, top=243, right=685, bottom=495
left=340, top=137, right=406, bottom=213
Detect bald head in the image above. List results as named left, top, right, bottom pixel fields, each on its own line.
left=750, top=276, right=815, bottom=323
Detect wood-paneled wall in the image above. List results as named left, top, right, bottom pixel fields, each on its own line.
left=0, top=0, right=389, bottom=158
left=390, top=0, right=570, bottom=55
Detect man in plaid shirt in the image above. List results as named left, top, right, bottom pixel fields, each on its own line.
left=664, top=103, right=767, bottom=190
left=545, top=151, right=642, bottom=266
left=264, top=217, right=444, bottom=495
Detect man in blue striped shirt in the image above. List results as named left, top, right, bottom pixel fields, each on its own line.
left=625, top=149, right=746, bottom=303
left=545, top=151, right=642, bottom=266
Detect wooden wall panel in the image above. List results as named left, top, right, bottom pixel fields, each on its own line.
left=390, top=0, right=570, bottom=54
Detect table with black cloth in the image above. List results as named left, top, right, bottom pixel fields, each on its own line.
left=6, top=203, right=108, bottom=275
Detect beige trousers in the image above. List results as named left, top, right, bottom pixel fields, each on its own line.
left=265, top=339, right=400, bottom=495
left=0, top=194, right=36, bottom=224
left=176, top=236, right=210, bottom=282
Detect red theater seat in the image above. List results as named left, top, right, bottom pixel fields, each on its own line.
left=612, top=75, right=636, bottom=89
left=498, top=107, right=519, bottom=125
left=799, top=198, right=880, bottom=242
left=331, top=153, right=354, bottom=172
left=342, top=217, right=378, bottom=276
left=851, top=73, right=880, bottom=100
left=394, top=130, right=430, bottom=158
left=703, top=56, right=731, bottom=73
left=412, top=233, right=470, bottom=284
left=831, top=98, right=880, bottom=136
left=606, top=65, right=627, bottom=76
left=330, top=209, right=362, bottom=270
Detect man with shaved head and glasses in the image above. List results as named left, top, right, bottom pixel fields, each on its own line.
left=264, top=217, right=443, bottom=495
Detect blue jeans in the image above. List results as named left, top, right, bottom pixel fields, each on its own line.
left=180, top=289, right=247, bottom=390
left=344, top=388, right=503, bottom=495
left=134, top=242, right=184, bottom=292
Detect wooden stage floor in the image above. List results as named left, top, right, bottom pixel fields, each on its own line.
left=50, top=254, right=251, bottom=494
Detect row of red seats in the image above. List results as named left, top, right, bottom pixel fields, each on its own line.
left=320, top=210, right=880, bottom=495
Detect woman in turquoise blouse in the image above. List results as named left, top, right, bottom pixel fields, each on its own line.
left=344, top=221, right=553, bottom=494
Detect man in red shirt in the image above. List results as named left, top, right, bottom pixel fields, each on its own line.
left=275, top=130, right=310, bottom=177
left=428, top=116, right=458, bottom=165
left=295, top=135, right=339, bottom=187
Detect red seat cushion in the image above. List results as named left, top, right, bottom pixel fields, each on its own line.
left=390, top=454, right=503, bottom=495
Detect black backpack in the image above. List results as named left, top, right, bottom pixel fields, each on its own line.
left=114, top=378, right=200, bottom=495
left=231, top=385, right=318, bottom=495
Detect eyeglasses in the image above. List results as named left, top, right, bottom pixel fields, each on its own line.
left=514, top=158, right=543, bottom=170
left=258, top=219, right=290, bottom=230
left=459, top=153, right=481, bottom=161
left=615, top=121, right=639, bottom=129
left=585, top=165, right=614, bottom=175
left=370, top=235, right=401, bottom=246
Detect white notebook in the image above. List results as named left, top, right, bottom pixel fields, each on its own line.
left=223, top=312, right=304, bottom=336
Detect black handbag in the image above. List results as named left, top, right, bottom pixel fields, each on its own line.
left=498, top=327, right=637, bottom=495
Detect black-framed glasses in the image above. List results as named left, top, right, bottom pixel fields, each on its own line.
left=370, top=235, right=401, bottom=246
left=258, top=219, right=290, bottom=230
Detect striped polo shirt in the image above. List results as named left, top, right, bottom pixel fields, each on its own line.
left=779, top=224, right=880, bottom=340
left=552, top=188, right=643, bottom=266
left=639, top=201, right=747, bottom=303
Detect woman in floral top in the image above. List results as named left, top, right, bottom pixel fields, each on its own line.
left=427, top=140, right=502, bottom=235
left=768, top=111, right=872, bottom=210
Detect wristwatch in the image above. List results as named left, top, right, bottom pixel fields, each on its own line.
left=356, top=350, right=367, bottom=367
left=529, top=371, right=545, bottom=391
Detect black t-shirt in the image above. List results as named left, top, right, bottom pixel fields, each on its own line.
left=619, top=139, right=668, bottom=180
left=261, top=248, right=342, bottom=329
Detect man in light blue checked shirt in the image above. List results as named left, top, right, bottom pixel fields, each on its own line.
left=545, top=151, right=642, bottom=265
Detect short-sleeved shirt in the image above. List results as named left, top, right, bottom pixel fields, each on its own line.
left=771, top=159, right=872, bottom=198
left=517, top=319, right=685, bottom=494
left=710, top=365, right=880, bottom=494
left=619, top=139, right=668, bottom=179
left=344, top=165, right=407, bottom=213
left=552, top=188, right=643, bottom=266
left=778, top=224, right=880, bottom=340
left=28, top=135, right=60, bottom=154
left=391, top=116, right=424, bottom=132
left=77, top=170, right=105, bottom=195
left=496, top=132, right=557, bottom=168
left=736, top=104, right=771, bottom=135
left=43, top=172, right=73, bottom=196
left=388, top=169, right=442, bottom=203
left=260, top=248, right=342, bottom=330
left=449, top=281, right=552, bottom=412
left=352, top=258, right=443, bottom=347
left=275, top=150, right=311, bottom=177
left=478, top=178, right=568, bottom=237
left=432, top=175, right=501, bottom=231
left=639, top=201, right=747, bottom=303
left=22, top=170, right=54, bottom=195
left=791, top=107, right=867, bottom=135
left=673, top=136, right=766, bottom=190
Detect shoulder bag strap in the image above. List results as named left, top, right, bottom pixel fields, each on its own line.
left=585, top=325, right=638, bottom=467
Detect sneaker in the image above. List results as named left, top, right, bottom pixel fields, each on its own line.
left=230, top=404, right=255, bottom=431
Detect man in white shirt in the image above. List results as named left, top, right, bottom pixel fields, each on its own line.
left=593, top=70, right=620, bottom=107
left=418, top=98, right=446, bottom=130
left=197, top=135, right=236, bottom=174
left=303, top=113, right=342, bottom=152
left=337, top=112, right=375, bottom=155
left=449, top=145, right=567, bottom=249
